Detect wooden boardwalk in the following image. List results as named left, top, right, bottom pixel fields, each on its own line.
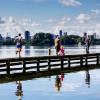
left=0, top=53, right=100, bottom=77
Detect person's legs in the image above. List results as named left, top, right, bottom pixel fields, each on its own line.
left=57, top=45, right=60, bottom=55
left=18, top=47, right=22, bottom=57
left=86, top=44, right=89, bottom=53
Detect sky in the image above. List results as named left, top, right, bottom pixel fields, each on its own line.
left=0, top=0, right=100, bottom=37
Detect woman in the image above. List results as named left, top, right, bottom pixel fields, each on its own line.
left=54, top=36, right=61, bottom=55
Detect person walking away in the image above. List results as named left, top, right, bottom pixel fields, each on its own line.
left=85, top=36, right=91, bottom=53
left=15, top=33, right=23, bottom=57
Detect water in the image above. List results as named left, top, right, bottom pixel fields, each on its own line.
left=0, top=45, right=100, bottom=100
left=0, top=45, right=99, bottom=58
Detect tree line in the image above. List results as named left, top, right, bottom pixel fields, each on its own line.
left=1, top=32, right=84, bottom=46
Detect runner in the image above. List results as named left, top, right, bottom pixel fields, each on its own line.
left=15, top=33, right=23, bottom=57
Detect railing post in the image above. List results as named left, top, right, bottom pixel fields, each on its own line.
left=48, top=48, right=51, bottom=56
left=80, top=56, right=83, bottom=66
left=61, top=57, right=63, bottom=69
left=23, top=60, right=26, bottom=73
left=37, top=60, right=40, bottom=72
left=48, top=58, right=51, bottom=70
left=68, top=57, right=70, bottom=68
left=97, top=55, right=99, bottom=65
left=85, top=55, right=88, bottom=65
left=6, top=60, right=10, bottom=75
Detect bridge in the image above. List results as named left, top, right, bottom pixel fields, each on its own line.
left=0, top=53, right=100, bottom=83
left=0, top=53, right=100, bottom=76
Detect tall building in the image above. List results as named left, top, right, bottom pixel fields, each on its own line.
left=0, top=34, right=3, bottom=45
left=93, top=33, right=96, bottom=39
left=64, top=32, right=67, bottom=36
left=59, top=30, right=63, bottom=37
left=24, top=30, right=31, bottom=41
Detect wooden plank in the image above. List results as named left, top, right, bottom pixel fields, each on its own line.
left=10, top=68, right=23, bottom=71
left=50, top=63, right=62, bottom=67
left=0, top=68, right=7, bottom=72
left=87, top=60, right=97, bottom=63
left=10, top=62, right=22, bottom=66
left=25, top=60, right=38, bottom=64
left=25, top=66, right=37, bottom=70
left=70, top=61, right=82, bottom=64
left=50, top=59, right=61, bottom=62
left=0, top=64, right=6, bottom=67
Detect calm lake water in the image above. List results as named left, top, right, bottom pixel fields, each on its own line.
left=0, top=45, right=100, bottom=100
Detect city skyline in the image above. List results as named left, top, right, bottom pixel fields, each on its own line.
left=0, top=0, right=100, bottom=37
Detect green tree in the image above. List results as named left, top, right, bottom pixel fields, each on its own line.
left=32, top=32, right=54, bottom=46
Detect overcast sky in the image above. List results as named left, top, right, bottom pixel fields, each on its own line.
left=0, top=0, right=100, bottom=37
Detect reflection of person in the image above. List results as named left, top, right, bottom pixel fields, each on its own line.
left=85, top=36, right=91, bottom=53
left=85, top=70, right=90, bottom=88
left=55, top=75, right=62, bottom=92
left=15, top=33, right=23, bottom=57
left=15, top=81, right=23, bottom=100
left=54, top=36, right=61, bottom=55
left=60, top=73, right=64, bottom=81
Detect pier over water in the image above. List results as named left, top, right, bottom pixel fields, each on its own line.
left=0, top=53, right=100, bottom=77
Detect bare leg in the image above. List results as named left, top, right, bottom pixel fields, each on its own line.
left=19, top=48, right=22, bottom=58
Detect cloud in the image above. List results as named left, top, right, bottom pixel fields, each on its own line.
left=0, top=16, right=43, bottom=37
left=59, top=0, right=82, bottom=7
left=76, top=13, right=91, bottom=24
left=31, top=22, right=41, bottom=27
left=62, top=83, right=82, bottom=92
left=53, top=16, right=71, bottom=34
left=0, top=17, right=6, bottom=24
left=45, top=19, right=54, bottom=23
left=0, top=17, right=25, bottom=36
left=91, top=9, right=100, bottom=16
left=7, top=16, right=16, bottom=23
left=17, top=0, right=47, bottom=3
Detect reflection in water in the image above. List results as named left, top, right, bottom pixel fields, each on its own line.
left=85, top=69, right=90, bottom=88
left=25, top=46, right=30, bottom=55
left=15, top=81, right=23, bottom=100
left=60, top=73, right=64, bottom=81
left=55, top=75, right=62, bottom=92
left=55, top=73, right=65, bottom=92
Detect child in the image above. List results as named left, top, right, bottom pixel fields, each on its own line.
left=58, top=45, right=65, bottom=56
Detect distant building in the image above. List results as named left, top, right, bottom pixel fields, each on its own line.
left=0, top=34, right=3, bottom=45
left=93, top=33, right=96, bottom=39
left=64, top=32, right=67, bottom=36
left=59, top=30, right=63, bottom=37
left=24, top=30, right=31, bottom=41
left=6, top=36, right=12, bottom=42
